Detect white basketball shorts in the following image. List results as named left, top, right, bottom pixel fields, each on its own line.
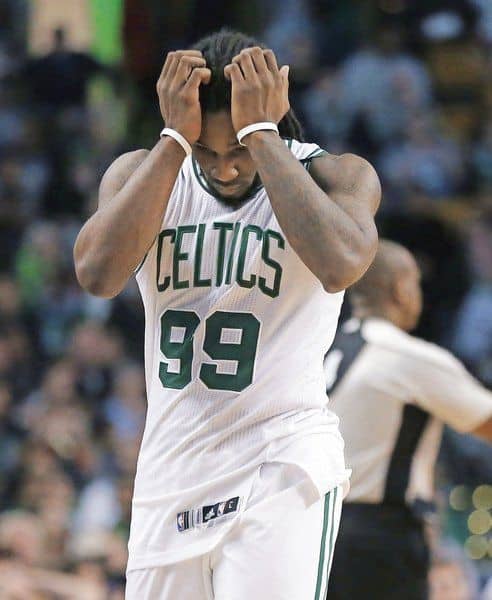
left=126, top=462, right=344, bottom=600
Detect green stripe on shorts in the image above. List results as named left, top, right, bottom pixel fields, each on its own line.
left=326, top=487, right=339, bottom=580
left=314, top=491, right=331, bottom=600
left=314, top=487, right=339, bottom=600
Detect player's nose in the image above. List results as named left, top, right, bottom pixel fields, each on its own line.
left=211, top=158, right=238, bottom=183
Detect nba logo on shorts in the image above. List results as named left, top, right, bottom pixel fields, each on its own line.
left=217, top=502, right=226, bottom=516
left=177, top=511, right=190, bottom=532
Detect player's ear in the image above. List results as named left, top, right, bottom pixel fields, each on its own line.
left=392, top=276, right=407, bottom=307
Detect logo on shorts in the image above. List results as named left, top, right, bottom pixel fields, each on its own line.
left=176, top=511, right=190, bottom=532
left=176, top=496, right=240, bottom=532
left=203, top=506, right=217, bottom=523
left=202, top=496, right=239, bottom=524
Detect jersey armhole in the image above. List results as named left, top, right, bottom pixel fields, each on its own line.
left=301, top=149, right=328, bottom=172
left=134, top=252, right=149, bottom=275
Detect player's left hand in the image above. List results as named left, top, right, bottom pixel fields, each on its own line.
left=224, top=47, right=290, bottom=135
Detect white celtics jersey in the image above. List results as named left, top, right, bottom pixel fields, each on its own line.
left=128, top=139, right=349, bottom=571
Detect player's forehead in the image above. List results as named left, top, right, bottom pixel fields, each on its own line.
left=197, top=110, right=240, bottom=152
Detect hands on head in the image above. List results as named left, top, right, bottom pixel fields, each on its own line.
left=157, top=47, right=290, bottom=146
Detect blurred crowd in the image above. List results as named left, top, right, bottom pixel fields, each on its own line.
left=0, top=0, right=491, bottom=597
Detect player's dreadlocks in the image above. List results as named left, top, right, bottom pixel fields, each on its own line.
left=192, top=30, right=305, bottom=142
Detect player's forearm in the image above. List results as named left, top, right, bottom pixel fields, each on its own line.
left=74, top=138, right=185, bottom=298
left=246, top=132, right=374, bottom=291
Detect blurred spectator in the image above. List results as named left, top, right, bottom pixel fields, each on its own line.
left=0, top=381, right=25, bottom=501
left=0, top=510, right=46, bottom=566
left=378, top=212, right=470, bottom=344
left=378, top=114, right=464, bottom=204
left=0, top=154, right=31, bottom=270
left=337, top=26, right=433, bottom=146
left=70, top=321, right=123, bottom=404
left=104, top=362, right=145, bottom=442
left=471, top=118, right=492, bottom=189
left=453, top=209, right=492, bottom=385
left=108, top=278, right=145, bottom=360
left=472, top=0, right=492, bottom=43
left=263, top=0, right=318, bottom=74
left=429, top=541, right=479, bottom=600
left=389, top=1, right=479, bottom=45
left=302, top=69, right=352, bottom=154
left=21, top=27, right=106, bottom=114
left=0, top=88, right=28, bottom=151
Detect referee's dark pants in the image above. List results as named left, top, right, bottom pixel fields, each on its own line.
left=327, top=503, right=430, bottom=600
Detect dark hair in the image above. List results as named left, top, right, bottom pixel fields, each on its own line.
left=192, top=29, right=304, bottom=141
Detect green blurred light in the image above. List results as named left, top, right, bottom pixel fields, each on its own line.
left=467, top=509, right=491, bottom=535
left=449, top=485, right=470, bottom=511
left=472, top=485, right=492, bottom=510
left=464, top=535, right=488, bottom=560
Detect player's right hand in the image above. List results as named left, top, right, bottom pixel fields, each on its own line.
left=156, top=50, right=211, bottom=145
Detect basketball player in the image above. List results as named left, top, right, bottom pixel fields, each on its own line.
left=324, top=240, right=492, bottom=600
left=74, top=31, right=380, bottom=599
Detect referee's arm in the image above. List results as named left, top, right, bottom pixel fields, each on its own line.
left=472, top=414, right=492, bottom=442
left=406, top=345, right=492, bottom=443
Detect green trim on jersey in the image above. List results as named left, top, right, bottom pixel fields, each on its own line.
left=191, top=157, right=263, bottom=204
left=301, top=149, right=328, bottom=173
left=191, top=138, right=303, bottom=203
left=303, top=147, right=327, bottom=161
left=134, top=252, right=149, bottom=275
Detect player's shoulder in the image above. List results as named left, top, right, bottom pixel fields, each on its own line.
left=310, top=150, right=379, bottom=191
left=98, top=149, right=150, bottom=207
left=284, top=138, right=376, bottom=178
left=362, top=318, right=464, bottom=375
left=102, top=149, right=150, bottom=183
left=287, top=138, right=362, bottom=177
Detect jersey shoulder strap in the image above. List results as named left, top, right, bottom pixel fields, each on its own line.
left=287, top=138, right=327, bottom=162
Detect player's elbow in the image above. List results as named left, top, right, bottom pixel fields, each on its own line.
left=74, top=257, right=120, bottom=298
left=73, top=237, right=123, bottom=299
left=321, top=268, right=360, bottom=293
left=321, top=230, right=378, bottom=293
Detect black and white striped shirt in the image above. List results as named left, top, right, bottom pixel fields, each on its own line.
left=324, top=318, right=492, bottom=506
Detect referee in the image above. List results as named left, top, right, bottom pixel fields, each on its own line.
left=325, top=240, right=492, bottom=600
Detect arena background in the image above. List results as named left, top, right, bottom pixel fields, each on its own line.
left=0, top=0, right=491, bottom=597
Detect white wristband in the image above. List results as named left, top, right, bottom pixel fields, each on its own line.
left=237, top=122, right=279, bottom=146
left=160, top=127, right=192, bottom=156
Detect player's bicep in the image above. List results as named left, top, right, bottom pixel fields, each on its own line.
left=98, top=149, right=149, bottom=210
left=310, top=153, right=381, bottom=219
left=310, top=152, right=380, bottom=277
